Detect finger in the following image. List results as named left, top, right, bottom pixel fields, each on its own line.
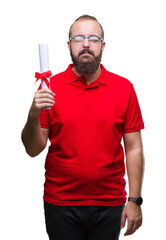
left=131, top=222, right=138, bottom=235
left=35, top=93, right=55, bottom=101
left=35, top=100, right=55, bottom=106
left=34, top=94, right=55, bottom=106
left=35, top=89, right=55, bottom=97
left=36, top=98, right=55, bottom=105
left=137, top=218, right=142, bottom=229
left=139, top=212, right=143, bottom=227
left=130, top=219, right=141, bottom=235
left=36, top=102, right=55, bottom=109
left=135, top=213, right=142, bottom=228
left=34, top=96, right=55, bottom=110
left=124, top=218, right=142, bottom=236
left=120, top=212, right=127, bottom=229
left=37, top=89, right=56, bottom=98
left=37, top=88, right=54, bottom=94
left=124, top=220, right=134, bottom=236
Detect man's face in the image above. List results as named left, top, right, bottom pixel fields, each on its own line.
left=68, top=20, right=105, bottom=75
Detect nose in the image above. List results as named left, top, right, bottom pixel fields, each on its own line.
left=83, top=37, right=90, bottom=48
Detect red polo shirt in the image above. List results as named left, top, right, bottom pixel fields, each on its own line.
left=39, top=64, right=144, bottom=206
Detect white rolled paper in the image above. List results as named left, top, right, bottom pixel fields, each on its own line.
left=38, top=44, right=51, bottom=110
left=39, top=44, right=50, bottom=89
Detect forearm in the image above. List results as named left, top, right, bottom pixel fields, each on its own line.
left=21, top=112, right=46, bottom=157
left=126, top=147, right=144, bottom=197
left=21, top=89, right=55, bottom=157
left=122, top=131, right=144, bottom=236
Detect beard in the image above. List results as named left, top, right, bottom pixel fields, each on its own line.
left=70, top=48, right=102, bottom=75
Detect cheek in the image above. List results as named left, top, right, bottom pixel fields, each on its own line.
left=94, top=47, right=102, bottom=57
left=70, top=45, right=81, bottom=56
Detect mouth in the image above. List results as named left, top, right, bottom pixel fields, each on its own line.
left=82, top=52, right=91, bottom=56
left=79, top=49, right=94, bottom=57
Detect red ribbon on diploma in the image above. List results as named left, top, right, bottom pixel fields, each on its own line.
left=35, top=70, right=52, bottom=88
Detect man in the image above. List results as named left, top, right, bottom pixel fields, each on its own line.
left=22, top=15, right=144, bottom=240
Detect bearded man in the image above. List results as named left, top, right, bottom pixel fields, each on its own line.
left=22, top=15, right=144, bottom=240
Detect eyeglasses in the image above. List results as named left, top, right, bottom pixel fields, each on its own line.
left=70, top=35, right=104, bottom=43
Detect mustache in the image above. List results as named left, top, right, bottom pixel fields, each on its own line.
left=78, top=49, right=95, bottom=57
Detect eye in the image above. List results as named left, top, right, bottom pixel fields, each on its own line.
left=74, top=35, right=84, bottom=42
left=88, top=36, right=100, bottom=42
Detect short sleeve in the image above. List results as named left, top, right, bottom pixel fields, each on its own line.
left=39, top=109, right=50, bottom=129
left=123, top=86, right=144, bottom=133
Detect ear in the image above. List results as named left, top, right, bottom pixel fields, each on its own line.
left=67, top=41, right=71, bottom=51
left=102, top=41, right=106, bottom=52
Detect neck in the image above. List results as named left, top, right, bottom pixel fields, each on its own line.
left=72, top=65, right=102, bottom=85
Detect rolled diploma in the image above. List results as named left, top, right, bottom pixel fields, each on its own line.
left=38, top=44, right=50, bottom=109
left=39, top=44, right=50, bottom=89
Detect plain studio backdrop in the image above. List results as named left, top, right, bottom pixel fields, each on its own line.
left=0, top=0, right=165, bottom=239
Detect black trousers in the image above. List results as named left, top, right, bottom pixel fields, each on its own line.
left=44, top=201, right=124, bottom=240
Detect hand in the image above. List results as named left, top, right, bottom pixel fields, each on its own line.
left=30, top=89, right=55, bottom=117
left=121, top=201, right=142, bottom=236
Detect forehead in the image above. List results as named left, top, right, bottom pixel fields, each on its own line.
left=71, top=20, right=102, bottom=36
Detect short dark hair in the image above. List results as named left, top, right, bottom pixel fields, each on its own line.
left=69, top=14, right=104, bottom=40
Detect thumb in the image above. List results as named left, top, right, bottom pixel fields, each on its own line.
left=121, top=211, right=127, bottom=229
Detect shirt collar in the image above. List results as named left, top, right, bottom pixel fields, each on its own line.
left=64, top=64, right=108, bottom=86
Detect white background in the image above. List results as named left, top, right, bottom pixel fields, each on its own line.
left=0, top=0, right=165, bottom=239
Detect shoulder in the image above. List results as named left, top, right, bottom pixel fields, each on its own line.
left=101, top=66, right=135, bottom=100
left=104, top=67, right=133, bottom=89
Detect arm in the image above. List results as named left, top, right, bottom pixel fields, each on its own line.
left=21, top=89, right=55, bottom=157
left=121, top=131, right=144, bottom=236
